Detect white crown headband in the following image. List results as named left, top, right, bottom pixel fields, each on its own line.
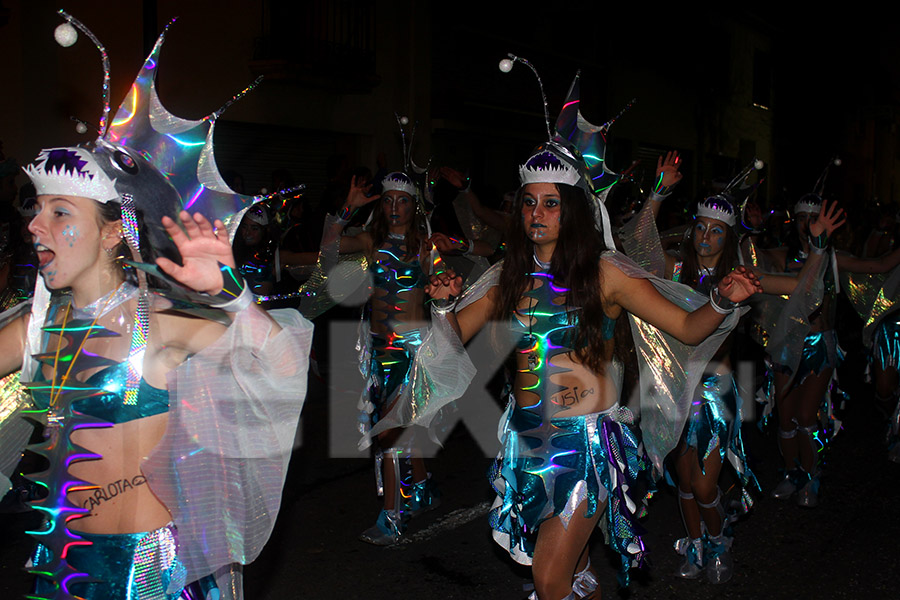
left=518, top=148, right=582, bottom=188
left=794, top=194, right=822, bottom=215
left=382, top=171, right=419, bottom=198
left=25, top=147, right=118, bottom=203
left=696, top=195, right=737, bottom=227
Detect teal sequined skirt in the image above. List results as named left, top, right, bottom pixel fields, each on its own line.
left=682, top=372, right=759, bottom=511
left=873, top=314, right=900, bottom=371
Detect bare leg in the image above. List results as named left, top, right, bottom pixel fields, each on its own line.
left=774, top=371, right=800, bottom=471
left=532, top=504, right=602, bottom=600
left=794, top=368, right=832, bottom=473
left=691, top=447, right=724, bottom=537
left=674, top=442, right=702, bottom=540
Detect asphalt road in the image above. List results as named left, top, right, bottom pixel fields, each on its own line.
left=3, top=360, right=900, bottom=599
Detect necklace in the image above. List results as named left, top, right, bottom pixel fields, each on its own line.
left=48, top=291, right=117, bottom=409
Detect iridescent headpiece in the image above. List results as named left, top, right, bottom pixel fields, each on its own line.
left=381, top=113, right=433, bottom=215
left=22, top=11, right=295, bottom=401
left=24, top=11, right=285, bottom=262
left=244, top=204, right=270, bottom=227
left=502, top=55, right=633, bottom=249
left=696, top=194, right=737, bottom=227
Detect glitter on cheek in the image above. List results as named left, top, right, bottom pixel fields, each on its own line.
left=62, top=225, right=80, bottom=247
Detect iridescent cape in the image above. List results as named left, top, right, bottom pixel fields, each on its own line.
left=742, top=238, right=829, bottom=379
left=142, top=305, right=312, bottom=596
left=840, top=262, right=900, bottom=348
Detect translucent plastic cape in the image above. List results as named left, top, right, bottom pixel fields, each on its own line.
left=619, top=199, right=667, bottom=277
left=606, top=251, right=743, bottom=475
left=743, top=238, right=829, bottom=378
left=623, top=199, right=828, bottom=381
left=840, top=262, right=900, bottom=348
left=142, top=306, right=312, bottom=597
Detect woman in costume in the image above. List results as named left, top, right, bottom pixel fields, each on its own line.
left=425, top=135, right=763, bottom=599
left=746, top=192, right=900, bottom=506
left=233, top=203, right=278, bottom=296
left=0, top=13, right=311, bottom=600
left=637, top=160, right=844, bottom=582
left=322, top=169, right=442, bottom=545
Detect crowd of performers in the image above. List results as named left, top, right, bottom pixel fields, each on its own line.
left=0, top=14, right=899, bottom=600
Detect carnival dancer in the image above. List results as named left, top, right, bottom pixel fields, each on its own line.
left=626, top=156, right=844, bottom=582
left=424, top=60, right=763, bottom=600
left=233, top=203, right=278, bottom=297
left=320, top=161, right=445, bottom=544
left=745, top=188, right=900, bottom=507
left=0, top=13, right=312, bottom=599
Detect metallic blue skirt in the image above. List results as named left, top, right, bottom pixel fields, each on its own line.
left=489, top=402, right=652, bottom=586
left=873, top=314, right=900, bottom=371
left=32, top=523, right=217, bottom=599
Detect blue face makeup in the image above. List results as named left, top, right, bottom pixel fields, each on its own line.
left=62, top=224, right=79, bottom=247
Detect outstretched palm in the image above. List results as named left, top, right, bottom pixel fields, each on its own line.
left=156, top=211, right=235, bottom=295
left=809, top=199, right=846, bottom=238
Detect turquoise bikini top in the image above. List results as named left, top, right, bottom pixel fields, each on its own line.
left=31, top=362, right=169, bottom=424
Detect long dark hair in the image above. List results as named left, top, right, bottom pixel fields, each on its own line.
left=680, top=218, right=740, bottom=290
left=368, top=193, right=426, bottom=261
left=492, top=183, right=612, bottom=373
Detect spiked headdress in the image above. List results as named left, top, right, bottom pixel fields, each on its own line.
left=501, top=54, right=634, bottom=249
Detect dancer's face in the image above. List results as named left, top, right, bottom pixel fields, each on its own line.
left=240, top=219, right=265, bottom=246
left=521, top=183, right=561, bottom=246
left=382, top=191, right=413, bottom=229
left=794, top=211, right=817, bottom=238
left=693, top=217, right=728, bottom=258
left=29, top=194, right=117, bottom=290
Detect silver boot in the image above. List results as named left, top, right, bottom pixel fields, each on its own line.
left=674, top=537, right=705, bottom=579
left=706, top=533, right=734, bottom=584
left=795, top=471, right=820, bottom=508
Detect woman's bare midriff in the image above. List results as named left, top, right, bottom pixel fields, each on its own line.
left=67, top=412, right=171, bottom=534
left=513, top=349, right=619, bottom=416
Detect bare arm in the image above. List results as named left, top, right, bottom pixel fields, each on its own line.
left=429, top=232, right=496, bottom=258
left=836, top=246, right=900, bottom=274
left=424, top=268, right=498, bottom=344
left=605, top=261, right=761, bottom=345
